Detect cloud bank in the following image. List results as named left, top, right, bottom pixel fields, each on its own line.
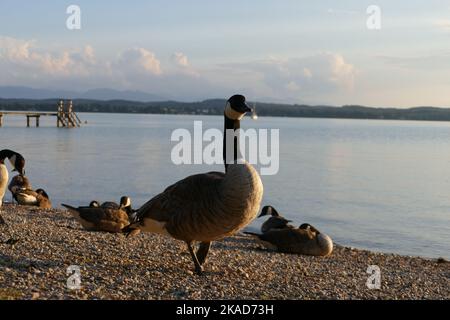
left=0, top=35, right=356, bottom=103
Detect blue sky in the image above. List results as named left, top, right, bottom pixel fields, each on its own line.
left=1, top=0, right=450, bottom=106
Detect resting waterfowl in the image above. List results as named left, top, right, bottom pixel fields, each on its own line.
left=62, top=200, right=131, bottom=233
left=125, top=94, right=263, bottom=275
left=1, top=150, right=26, bottom=220
left=259, top=205, right=294, bottom=233
left=245, top=223, right=333, bottom=256
left=90, top=196, right=136, bottom=221
left=8, top=175, right=32, bottom=202
left=16, top=188, right=52, bottom=209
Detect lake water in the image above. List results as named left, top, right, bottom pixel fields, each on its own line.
left=1, top=113, right=449, bottom=259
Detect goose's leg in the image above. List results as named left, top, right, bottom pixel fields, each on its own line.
left=196, top=241, right=211, bottom=265
left=186, top=241, right=203, bottom=275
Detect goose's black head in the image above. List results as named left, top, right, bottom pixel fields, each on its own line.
left=89, top=200, right=100, bottom=208
left=0, top=150, right=25, bottom=174
left=119, top=196, right=131, bottom=209
left=258, top=205, right=280, bottom=218
left=225, top=94, right=252, bottom=120
left=13, top=156, right=25, bottom=175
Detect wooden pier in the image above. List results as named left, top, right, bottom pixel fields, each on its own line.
left=0, top=100, right=81, bottom=128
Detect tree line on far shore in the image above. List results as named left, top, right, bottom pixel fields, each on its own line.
left=1, top=98, right=450, bottom=121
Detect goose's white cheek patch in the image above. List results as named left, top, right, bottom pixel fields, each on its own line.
left=224, top=103, right=245, bottom=120
left=9, top=155, right=16, bottom=168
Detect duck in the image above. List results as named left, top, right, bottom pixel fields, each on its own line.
left=258, top=205, right=294, bottom=233
left=8, top=174, right=32, bottom=203
left=245, top=223, right=333, bottom=256
left=125, top=94, right=264, bottom=275
left=1, top=150, right=26, bottom=219
left=15, top=188, right=52, bottom=209
left=62, top=198, right=131, bottom=233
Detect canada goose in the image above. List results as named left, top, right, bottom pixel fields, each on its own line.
left=258, top=205, right=294, bottom=233
left=8, top=174, right=32, bottom=202
left=16, top=188, right=52, bottom=209
left=245, top=223, right=333, bottom=256
left=90, top=196, right=136, bottom=220
left=0, top=162, right=8, bottom=208
left=125, top=95, right=264, bottom=275
left=1, top=150, right=26, bottom=216
left=0, top=163, right=7, bottom=223
left=61, top=200, right=131, bottom=233
left=0, top=149, right=26, bottom=175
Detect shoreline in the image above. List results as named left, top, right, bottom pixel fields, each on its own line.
left=0, top=204, right=448, bottom=300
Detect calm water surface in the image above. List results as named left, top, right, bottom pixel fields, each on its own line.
left=1, top=113, right=449, bottom=259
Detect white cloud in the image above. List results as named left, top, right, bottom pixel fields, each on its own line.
left=117, top=48, right=162, bottom=75
left=221, top=53, right=356, bottom=101
left=171, top=52, right=189, bottom=67
left=0, top=36, right=357, bottom=103
left=0, top=36, right=100, bottom=78
left=434, top=19, right=450, bottom=32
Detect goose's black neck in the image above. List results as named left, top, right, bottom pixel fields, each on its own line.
left=0, top=149, right=16, bottom=161
left=223, top=114, right=241, bottom=171
left=0, top=149, right=15, bottom=162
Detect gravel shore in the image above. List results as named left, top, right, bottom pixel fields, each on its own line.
left=0, top=204, right=448, bottom=300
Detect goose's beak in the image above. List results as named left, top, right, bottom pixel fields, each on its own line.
left=244, top=104, right=252, bottom=113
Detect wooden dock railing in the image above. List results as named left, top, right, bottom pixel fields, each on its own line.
left=0, top=100, right=81, bottom=128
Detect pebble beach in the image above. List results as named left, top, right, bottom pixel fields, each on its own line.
left=0, top=204, right=448, bottom=300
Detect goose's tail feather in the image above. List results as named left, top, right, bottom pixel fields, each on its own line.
left=61, top=204, right=77, bottom=211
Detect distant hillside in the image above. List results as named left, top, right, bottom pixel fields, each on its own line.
left=0, top=86, right=165, bottom=102
left=1, top=98, right=450, bottom=121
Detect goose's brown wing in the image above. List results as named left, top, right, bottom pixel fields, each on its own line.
left=77, top=207, right=127, bottom=223
left=134, top=171, right=226, bottom=237
left=259, top=228, right=315, bottom=252
left=101, top=202, right=120, bottom=209
left=69, top=207, right=130, bottom=232
left=261, top=216, right=292, bottom=233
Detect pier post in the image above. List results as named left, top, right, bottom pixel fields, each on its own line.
left=0, top=114, right=3, bottom=127
left=57, top=100, right=64, bottom=127
left=36, top=115, right=40, bottom=127
left=26, top=116, right=30, bottom=127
